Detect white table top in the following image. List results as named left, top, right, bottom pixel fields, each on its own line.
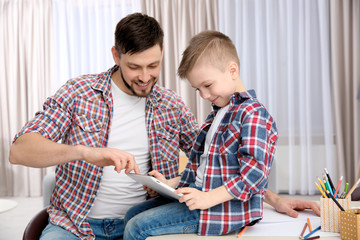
left=148, top=201, right=360, bottom=240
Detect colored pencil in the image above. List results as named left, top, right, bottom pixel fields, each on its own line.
left=325, top=180, right=334, bottom=196
left=315, top=182, right=327, bottom=198
left=307, top=218, right=312, bottom=232
left=345, top=178, right=360, bottom=199
left=334, top=176, right=343, bottom=197
left=318, top=177, right=327, bottom=195
left=299, top=222, right=308, bottom=238
left=324, top=168, right=336, bottom=191
left=327, top=190, right=345, bottom=211
left=237, top=226, right=247, bottom=238
left=303, top=225, right=321, bottom=239
left=305, top=236, right=320, bottom=240
left=343, top=182, right=349, bottom=198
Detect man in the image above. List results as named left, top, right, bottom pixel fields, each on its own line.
left=9, top=13, right=319, bottom=240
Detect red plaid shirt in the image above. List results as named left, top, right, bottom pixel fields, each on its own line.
left=178, top=90, right=278, bottom=236
left=14, top=65, right=199, bottom=239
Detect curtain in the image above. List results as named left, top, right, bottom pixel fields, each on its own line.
left=0, top=0, right=53, bottom=196
left=218, top=0, right=338, bottom=194
left=52, top=0, right=141, bottom=90
left=2, top=0, right=357, bottom=197
left=141, top=0, right=218, bottom=124
left=330, top=0, right=360, bottom=185
left=0, top=0, right=140, bottom=197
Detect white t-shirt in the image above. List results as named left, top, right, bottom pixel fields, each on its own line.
left=87, top=80, right=151, bottom=219
left=195, top=105, right=230, bottom=188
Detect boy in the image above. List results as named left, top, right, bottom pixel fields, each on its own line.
left=123, top=30, right=278, bottom=238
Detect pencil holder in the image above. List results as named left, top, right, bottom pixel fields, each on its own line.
left=320, top=197, right=350, bottom=232
left=340, top=209, right=360, bottom=240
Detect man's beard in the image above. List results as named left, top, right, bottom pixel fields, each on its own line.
left=119, top=67, right=156, bottom=98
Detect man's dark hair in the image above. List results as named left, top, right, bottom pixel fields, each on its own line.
left=115, top=13, right=164, bottom=56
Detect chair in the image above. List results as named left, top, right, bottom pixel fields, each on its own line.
left=351, top=186, right=360, bottom=201
left=23, top=172, right=55, bottom=240
left=22, top=208, right=49, bottom=240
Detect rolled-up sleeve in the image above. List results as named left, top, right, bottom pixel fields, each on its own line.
left=13, top=82, right=74, bottom=143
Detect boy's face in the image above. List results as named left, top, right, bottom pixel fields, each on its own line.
left=187, top=62, right=237, bottom=107
left=112, top=45, right=163, bottom=97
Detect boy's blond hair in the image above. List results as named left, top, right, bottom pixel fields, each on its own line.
left=178, top=30, right=240, bottom=79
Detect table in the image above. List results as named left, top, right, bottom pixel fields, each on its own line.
left=148, top=201, right=360, bottom=240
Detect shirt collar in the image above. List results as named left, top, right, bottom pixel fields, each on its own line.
left=212, top=89, right=257, bottom=111
left=91, top=65, right=117, bottom=104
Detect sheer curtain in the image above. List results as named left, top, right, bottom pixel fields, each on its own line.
left=218, top=0, right=338, bottom=194
left=330, top=0, right=360, bottom=185
left=0, top=0, right=53, bottom=196
left=141, top=0, right=218, bottom=124
left=0, top=0, right=140, bottom=197
left=52, top=0, right=141, bottom=90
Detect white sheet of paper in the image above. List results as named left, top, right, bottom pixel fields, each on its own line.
left=241, top=204, right=340, bottom=237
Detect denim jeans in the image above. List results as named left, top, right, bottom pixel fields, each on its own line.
left=124, top=185, right=201, bottom=240
left=40, top=218, right=125, bottom=240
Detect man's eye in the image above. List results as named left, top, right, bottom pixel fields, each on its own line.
left=205, top=84, right=212, bottom=88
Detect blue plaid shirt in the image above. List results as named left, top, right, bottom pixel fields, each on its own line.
left=178, top=90, right=278, bottom=236
left=14, top=65, right=199, bottom=239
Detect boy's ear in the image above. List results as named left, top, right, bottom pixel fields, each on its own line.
left=228, top=61, right=239, bottom=79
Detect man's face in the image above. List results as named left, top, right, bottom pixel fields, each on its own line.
left=112, top=45, right=163, bottom=97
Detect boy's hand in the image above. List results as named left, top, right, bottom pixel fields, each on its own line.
left=143, top=170, right=166, bottom=198
left=143, top=186, right=159, bottom=198
left=176, top=185, right=234, bottom=210
left=176, top=187, right=212, bottom=210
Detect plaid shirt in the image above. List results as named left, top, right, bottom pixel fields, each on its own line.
left=178, top=90, right=278, bottom=236
left=14, top=65, right=199, bottom=239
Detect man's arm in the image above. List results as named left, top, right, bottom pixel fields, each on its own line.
left=265, top=189, right=320, bottom=217
left=9, top=132, right=140, bottom=173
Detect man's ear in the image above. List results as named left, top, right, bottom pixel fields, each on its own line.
left=161, top=44, right=164, bottom=60
left=111, top=46, right=120, bottom=65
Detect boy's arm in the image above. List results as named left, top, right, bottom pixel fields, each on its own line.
left=175, top=186, right=321, bottom=216
left=176, top=186, right=233, bottom=210
left=265, top=189, right=320, bottom=217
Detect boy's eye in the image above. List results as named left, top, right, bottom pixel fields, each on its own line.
left=205, top=84, right=212, bottom=88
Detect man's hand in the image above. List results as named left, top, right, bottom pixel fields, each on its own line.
left=82, top=145, right=140, bottom=174
left=273, top=197, right=320, bottom=217
left=265, top=190, right=320, bottom=218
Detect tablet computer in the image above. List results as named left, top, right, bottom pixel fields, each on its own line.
left=127, top=173, right=182, bottom=200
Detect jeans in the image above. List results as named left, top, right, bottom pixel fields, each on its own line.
left=124, top=184, right=201, bottom=240
left=40, top=218, right=125, bottom=240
